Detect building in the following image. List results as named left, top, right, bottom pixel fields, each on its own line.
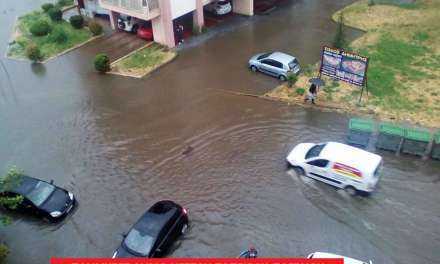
left=98, top=0, right=255, bottom=48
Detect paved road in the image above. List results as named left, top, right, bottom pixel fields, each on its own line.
left=0, top=1, right=439, bottom=264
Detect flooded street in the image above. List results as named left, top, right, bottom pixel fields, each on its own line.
left=1, top=1, right=439, bottom=264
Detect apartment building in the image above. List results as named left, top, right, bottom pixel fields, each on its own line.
left=98, top=0, right=255, bottom=48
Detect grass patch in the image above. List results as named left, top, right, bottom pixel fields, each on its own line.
left=111, top=44, right=177, bottom=78
left=7, top=10, right=94, bottom=61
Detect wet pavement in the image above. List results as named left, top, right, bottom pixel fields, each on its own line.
left=1, top=1, right=440, bottom=264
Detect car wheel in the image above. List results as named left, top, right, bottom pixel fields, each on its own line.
left=295, top=166, right=305, bottom=176
left=279, top=75, right=287, bottom=81
left=132, top=25, right=139, bottom=34
left=344, top=186, right=357, bottom=196
left=181, top=223, right=188, bottom=235
left=250, top=66, right=258, bottom=72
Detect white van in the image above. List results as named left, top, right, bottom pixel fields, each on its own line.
left=308, top=252, right=372, bottom=264
left=286, top=142, right=382, bottom=195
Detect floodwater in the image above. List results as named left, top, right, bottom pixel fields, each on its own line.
left=0, top=1, right=439, bottom=264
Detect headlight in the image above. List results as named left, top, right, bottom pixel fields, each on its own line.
left=50, top=211, right=62, bottom=217
left=68, top=192, right=74, bottom=200
left=112, top=251, right=118, bottom=258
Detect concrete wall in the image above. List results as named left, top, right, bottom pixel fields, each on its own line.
left=152, top=0, right=175, bottom=47
left=233, top=0, right=254, bottom=16
left=170, top=0, right=196, bottom=19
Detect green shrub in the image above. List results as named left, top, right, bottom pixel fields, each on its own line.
left=287, top=73, right=298, bottom=88
left=94, top=53, right=110, bottom=73
left=26, top=44, right=43, bottom=62
left=29, top=20, right=51, bottom=36
left=69, top=15, right=84, bottom=29
left=88, top=20, right=103, bottom=36
left=295, top=88, right=305, bottom=96
left=0, top=244, right=9, bottom=264
left=42, top=3, right=55, bottom=12
left=49, top=27, right=68, bottom=44
left=368, top=0, right=375, bottom=6
left=48, top=7, right=63, bottom=22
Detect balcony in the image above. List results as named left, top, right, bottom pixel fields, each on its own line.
left=99, top=0, right=160, bottom=20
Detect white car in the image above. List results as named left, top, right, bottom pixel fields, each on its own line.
left=205, top=0, right=232, bottom=16
left=308, top=252, right=372, bottom=264
left=286, top=142, right=382, bottom=195
left=117, top=15, right=140, bottom=33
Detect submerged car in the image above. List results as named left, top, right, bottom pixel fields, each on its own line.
left=308, top=252, right=372, bottom=264
left=287, top=142, right=382, bottom=195
left=205, top=0, right=232, bottom=16
left=248, top=51, right=300, bottom=81
left=0, top=175, right=76, bottom=222
left=112, top=200, right=189, bottom=258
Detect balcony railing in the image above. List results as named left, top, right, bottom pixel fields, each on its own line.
left=100, top=0, right=159, bottom=16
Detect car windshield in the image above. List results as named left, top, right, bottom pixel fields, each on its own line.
left=257, top=52, right=272, bottom=60
left=26, top=181, right=55, bottom=207
left=305, top=144, right=326, bottom=160
left=124, top=229, right=154, bottom=256
left=288, top=59, right=299, bottom=69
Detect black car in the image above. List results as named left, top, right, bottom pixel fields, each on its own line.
left=0, top=175, right=76, bottom=222
left=112, top=200, right=189, bottom=258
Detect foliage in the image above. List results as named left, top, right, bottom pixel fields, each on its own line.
left=295, top=88, right=305, bottom=96
left=69, top=15, right=84, bottom=29
left=49, top=27, right=68, bottom=44
left=88, top=20, right=103, bottom=36
left=287, top=73, right=298, bottom=88
left=25, top=43, right=43, bottom=62
left=42, top=3, right=55, bottom=12
left=368, top=0, right=375, bottom=6
left=48, top=7, right=63, bottom=22
left=0, top=244, right=8, bottom=264
left=94, top=53, right=110, bottom=73
left=0, top=167, right=24, bottom=225
left=333, top=12, right=347, bottom=50
left=29, top=20, right=51, bottom=36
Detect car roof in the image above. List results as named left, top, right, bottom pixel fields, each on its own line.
left=134, top=207, right=178, bottom=238
left=319, top=142, right=382, bottom=174
left=268, top=52, right=297, bottom=64
left=310, top=252, right=366, bottom=264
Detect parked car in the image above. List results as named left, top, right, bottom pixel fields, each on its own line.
left=248, top=52, right=301, bottom=81
left=118, top=15, right=141, bottom=33
left=0, top=175, right=76, bottom=222
left=308, top=252, right=372, bottom=264
left=112, top=200, right=189, bottom=258
left=137, top=26, right=154, bottom=41
left=205, top=0, right=232, bottom=16
left=286, top=142, right=382, bottom=195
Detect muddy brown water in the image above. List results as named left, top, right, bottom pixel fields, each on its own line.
left=1, top=1, right=439, bottom=264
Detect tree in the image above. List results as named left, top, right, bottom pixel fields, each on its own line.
left=0, top=167, right=24, bottom=264
left=333, top=12, right=347, bottom=50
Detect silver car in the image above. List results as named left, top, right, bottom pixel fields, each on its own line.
left=248, top=52, right=300, bottom=81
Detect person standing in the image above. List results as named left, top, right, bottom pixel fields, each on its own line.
left=305, top=83, right=318, bottom=104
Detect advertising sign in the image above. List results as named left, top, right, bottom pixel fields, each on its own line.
left=319, top=46, right=369, bottom=87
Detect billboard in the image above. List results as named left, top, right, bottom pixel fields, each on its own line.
left=319, top=46, right=369, bottom=86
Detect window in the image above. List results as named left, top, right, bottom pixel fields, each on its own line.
left=305, top=144, right=326, bottom=159
left=307, top=159, right=329, bottom=168
left=261, top=59, right=275, bottom=67
left=272, top=61, right=283, bottom=69
left=257, top=52, right=272, bottom=60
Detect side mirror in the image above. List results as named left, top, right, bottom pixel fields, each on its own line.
left=50, top=180, right=54, bottom=184
left=121, top=232, right=127, bottom=238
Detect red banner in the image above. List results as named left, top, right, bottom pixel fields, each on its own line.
left=51, top=258, right=343, bottom=264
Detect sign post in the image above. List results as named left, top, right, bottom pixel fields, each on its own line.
left=319, top=46, right=369, bottom=102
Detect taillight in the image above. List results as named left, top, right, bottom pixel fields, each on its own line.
left=183, top=208, right=188, bottom=215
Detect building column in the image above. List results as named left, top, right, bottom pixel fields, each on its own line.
left=109, top=10, right=118, bottom=30
left=152, top=0, right=175, bottom=48
left=193, top=0, right=204, bottom=33
left=233, top=0, right=254, bottom=16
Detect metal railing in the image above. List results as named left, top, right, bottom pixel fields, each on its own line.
left=101, top=0, right=159, bottom=15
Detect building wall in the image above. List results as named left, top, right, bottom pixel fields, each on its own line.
left=233, top=0, right=254, bottom=16
left=170, top=0, right=196, bottom=19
